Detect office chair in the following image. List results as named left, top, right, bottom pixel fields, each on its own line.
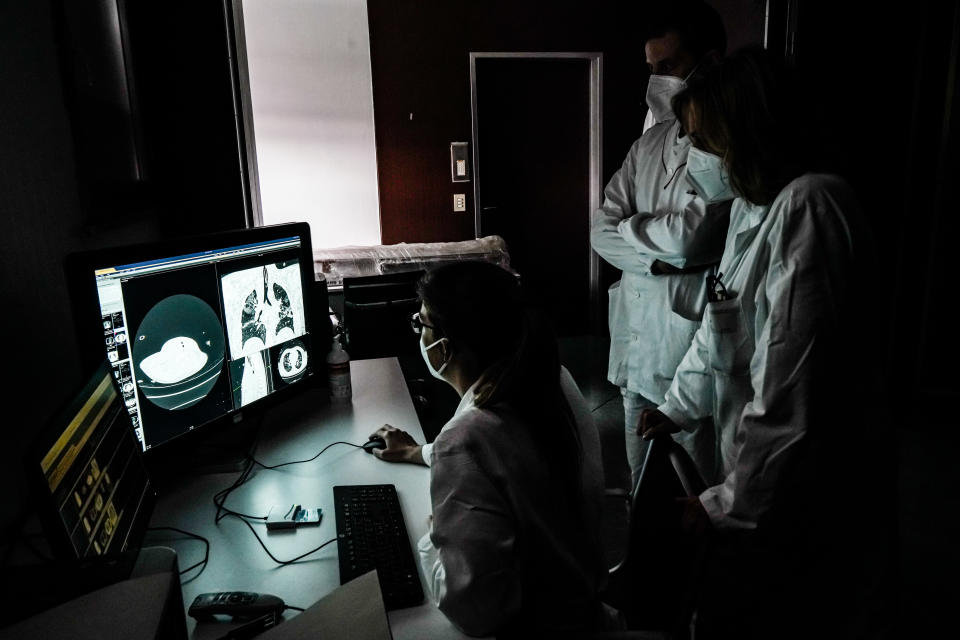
left=341, top=270, right=425, bottom=360
left=601, top=435, right=708, bottom=639
left=340, top=269, right=458, bottom=441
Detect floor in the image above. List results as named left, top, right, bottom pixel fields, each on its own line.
left=557, top=335, right=953, bottom=637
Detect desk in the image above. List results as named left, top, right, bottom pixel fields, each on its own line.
left=148, top=358, right=469, bottom=640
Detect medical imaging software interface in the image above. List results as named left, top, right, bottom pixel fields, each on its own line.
left=40, top=368, right=150, bottom=558
left=94, top=236, right=312, bottom=451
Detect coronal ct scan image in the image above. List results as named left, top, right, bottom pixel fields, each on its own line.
left=221, top=261, right=305, bottom=361
left=132, top=294, right=226, bottom=411
left=230, top=350, right=272, bottom=408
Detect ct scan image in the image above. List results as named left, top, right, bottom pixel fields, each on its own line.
left=273, top=336, right=309, bottom=387
left=221, top=261, right=305, bottom=361
left=132, top=294, right=226, bottom=411
left=230, top=349, right=273, bottom=409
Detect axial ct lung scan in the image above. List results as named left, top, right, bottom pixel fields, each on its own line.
left=132, top=294, right=226, bottom=411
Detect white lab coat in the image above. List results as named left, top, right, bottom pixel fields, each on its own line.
left=417, top=367, right=607, bottom=636
left=590, top=119, right=729, bottom=404
left=659, top=173, right=865, bottom=530
left=642, top=107, right=656, bottom=134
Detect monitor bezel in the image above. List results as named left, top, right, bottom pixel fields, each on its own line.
left=65, top=222, right=320, bottom=469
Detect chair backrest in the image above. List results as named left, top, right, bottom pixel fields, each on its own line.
left=603, top=435, right=707, bottom=635
left=341, top=270, right=424, bottom=360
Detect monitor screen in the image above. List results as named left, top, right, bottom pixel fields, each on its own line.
left=69, top=223, right=317, bottom=453
left=34, top=362, right=154, bottom=560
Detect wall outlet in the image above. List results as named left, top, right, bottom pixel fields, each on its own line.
left=453, top=193, right=466, bottom=212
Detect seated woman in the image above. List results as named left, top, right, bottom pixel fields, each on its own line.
left=370, top=261, right=609, bottom=637
left=640, top=47, right=890, bottom=638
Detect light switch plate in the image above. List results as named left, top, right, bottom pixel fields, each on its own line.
left=453, top=193, right=466, bottom=212
left=450, top=142, right=470, bottom=182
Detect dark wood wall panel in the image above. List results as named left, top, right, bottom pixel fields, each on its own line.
left=368, top=0, right=767, bottom=245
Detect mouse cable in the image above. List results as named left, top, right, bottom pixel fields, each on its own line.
left=247, top=440, right=363, bottom=471
left=146, top=526, right=210, bottom=583
left=220, top=513, right=338, bottom=566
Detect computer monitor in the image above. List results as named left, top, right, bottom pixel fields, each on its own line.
left=31, top=361, right=155, bottom=562
left=66, top=222, right=319, bottom=466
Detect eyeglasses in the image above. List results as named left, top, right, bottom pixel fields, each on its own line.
left=410, top=312, right=436, bottom=335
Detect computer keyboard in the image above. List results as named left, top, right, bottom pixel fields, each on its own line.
left=333, top=484, right=424, bottom=610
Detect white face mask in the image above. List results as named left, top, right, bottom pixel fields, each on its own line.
left=645, top=74, right=685, bottom=124
left=420, top=336, right=449, bottom=380
left=685, top=146, right=736, bottom=203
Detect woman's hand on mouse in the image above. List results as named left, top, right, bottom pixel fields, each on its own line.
left=370, top=424, right=425, bottom=465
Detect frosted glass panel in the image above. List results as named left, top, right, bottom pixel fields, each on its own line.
left=242, top=0, right=380, bottom=248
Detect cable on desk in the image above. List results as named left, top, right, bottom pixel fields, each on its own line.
left=213, top=457, right=268, bottom=524
left=284, top=605, right=305, bottom=612
left=221, top=513, right=338, bottom=565
left=212, top=430, right=358, bottom=520
left=210, top=436, right=359, bottom=566
left=208, top=411, right=270, bottom=522
left=247, top=440, right=363, bottom=470
left=146, top=526, right=211, bottom=582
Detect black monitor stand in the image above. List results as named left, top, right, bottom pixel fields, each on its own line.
left=141, top=413, right=260, bottom=488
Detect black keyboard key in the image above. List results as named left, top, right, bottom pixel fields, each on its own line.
left=333, top=484, right=424, bottom=610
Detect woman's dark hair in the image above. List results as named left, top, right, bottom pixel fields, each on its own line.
left=417, top=261, right=582, bottom=490
left=672, top=45, right=811, bottom=205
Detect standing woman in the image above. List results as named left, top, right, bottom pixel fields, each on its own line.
left=371, top=261, right=609, bottom=637
left=640, top=47, right=892, bottom=638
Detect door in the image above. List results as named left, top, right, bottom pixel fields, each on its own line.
left=471, top=53, right=602, bottom=337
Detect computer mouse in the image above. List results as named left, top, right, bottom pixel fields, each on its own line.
left=362, top=436, right=387, bottom=453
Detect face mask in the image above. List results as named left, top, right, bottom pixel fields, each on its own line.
left=685, top=146, right=736, bottom=203
left=645, top=74, right=685, bottom=124
left=420, top=336, right=449, bottom=380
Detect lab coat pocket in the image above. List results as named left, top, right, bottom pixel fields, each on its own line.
left=706, top=298, right=751, bottom=375
left=605, top=280, right=630, bottom=384
left=607, top=281, right=624, bottom=334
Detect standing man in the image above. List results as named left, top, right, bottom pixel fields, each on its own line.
left=590, top=1, right=729, bottom=490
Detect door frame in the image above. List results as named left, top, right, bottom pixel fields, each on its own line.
left=469, top=52, right=603, bottom=334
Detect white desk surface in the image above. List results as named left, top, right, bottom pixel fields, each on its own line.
left=148, top=357, right=470, bottom=640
